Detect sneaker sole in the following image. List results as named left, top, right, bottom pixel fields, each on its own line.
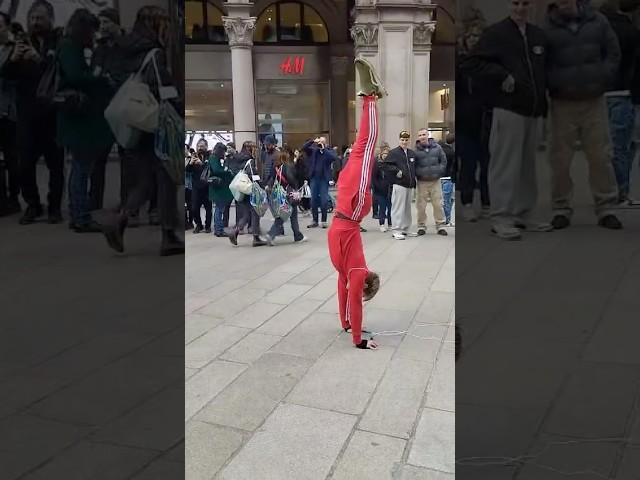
left=355, top=58, right=387, bottom=98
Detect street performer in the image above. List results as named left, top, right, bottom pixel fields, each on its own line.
left=328, top=58, right=386, bottom=350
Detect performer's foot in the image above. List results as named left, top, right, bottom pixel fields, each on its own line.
left=355, top=339, right=378, bottom=350
left=355, top=57, right=387, bottom=98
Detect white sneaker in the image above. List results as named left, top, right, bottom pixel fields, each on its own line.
left=491, top=224, right=522, bottom=240
left=321, top=222, right=329, bottom=229
left=392, top=232, right=406, bottom=240
left=461, top=205, right=478, bottom=222
left=379, top=225, right=388, bottom=233
left=405, top=231, right=419, bottom=237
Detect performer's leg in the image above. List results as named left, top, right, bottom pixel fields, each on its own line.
left=337, top=272, right=349, bottom=330
left=347, top=267, right=368, bottom=345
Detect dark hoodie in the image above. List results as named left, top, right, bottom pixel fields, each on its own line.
left=600, top=5, right=640, bottom=93
left=544, top=0, right=621, bottom=100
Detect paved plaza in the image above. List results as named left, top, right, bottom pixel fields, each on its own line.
left=185, top=202, right=455, bottom=480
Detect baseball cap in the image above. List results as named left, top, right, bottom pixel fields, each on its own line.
left=399, top=130, right=410, bottom=139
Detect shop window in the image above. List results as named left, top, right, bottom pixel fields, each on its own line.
left=185, top=81, right=234, bottom=132
left=186, top=1, right=227, bottom=44
left=254, top=2, right=329, bottom=44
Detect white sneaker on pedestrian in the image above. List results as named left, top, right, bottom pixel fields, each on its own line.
left=491, top=224, right=522, bottom=240
left=392, top=232, right=406, bottom=240
left=321, top=222, right=329, bottom=229
left=379, top=225, right=388, bottom=233
left=461, top=205, right=478, bottom=222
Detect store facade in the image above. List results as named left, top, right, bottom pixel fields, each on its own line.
left=185, top=0, right=455, bottom=149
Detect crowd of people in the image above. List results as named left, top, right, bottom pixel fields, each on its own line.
left=457, top=0, right=640, bottom=240
left=0, top=0, right=184, bottom=255
left=184, top=128, right=456, bottom=247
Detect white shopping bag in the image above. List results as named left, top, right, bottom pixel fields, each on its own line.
left=104, top=49, right=161, bottom=148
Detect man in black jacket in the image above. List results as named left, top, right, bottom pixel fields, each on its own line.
left=461, top=0, right=551, bottom=240
left=187, top=138, right=212, bottom=234
left=602, top=0, right=640, bottom=206
left=386, top=130, right=418, bottom=240
left=545, top=0, right=623, bottom=230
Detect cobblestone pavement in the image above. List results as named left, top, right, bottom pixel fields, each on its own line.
left=185, top=203, right=455, bottom=480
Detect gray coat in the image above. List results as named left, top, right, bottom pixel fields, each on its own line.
left=415, top=142, right=447, bottom=181
left=544, top=0, right=621, bottom=100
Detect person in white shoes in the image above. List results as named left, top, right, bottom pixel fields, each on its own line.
left=372, top=145, right=393, bottom=232
left=386, top=131, right=418, bottom=240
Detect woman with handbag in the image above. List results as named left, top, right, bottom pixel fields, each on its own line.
left=226, top=140, right=267, bottom=247
left=101, top=6, right=183, bottom=256
left=264, top=150, right=307, bottom=245
left=56, top=9, right=114, bottom=233
left=208, top=142, right=233, bottom=238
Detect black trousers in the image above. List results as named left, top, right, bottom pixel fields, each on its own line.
left=0, top=118, right=20, bottom=203
left=123, top=140, right=178, bottom=230
left=191, top=186, right=212, bottom=228
left=18, top=120, right=64, bottom=212
left=235, top=197, right=260, bottom=236
left=185, top=188, right=193, bottom=225
left=88, top=144, right=112, bottom=211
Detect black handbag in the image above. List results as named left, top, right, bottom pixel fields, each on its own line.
left=37, top=54, right=88, bottom=114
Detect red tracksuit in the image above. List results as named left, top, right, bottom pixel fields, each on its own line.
left=328, top=96, right=378, bottom=345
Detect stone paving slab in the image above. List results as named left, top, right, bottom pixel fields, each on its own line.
left=196, top=288, right=267, bottom=319
left=185, top=361, right=247, bottom=422
left=395, top=465, right=455, bottom=480
left=269, top=312, right=341, bottom=359
left=287, top=339, right=395, bottom=415
left=195, top=353, right=313, bottom=431
left=330, top=430, right=406, bottom=480
left=185, top=314, right=227, bottom=344
left=185, top=325, right=251, bottom=369
left=186, top=421, right=245, bottom=480
left=219, top=332, right=282, bottom=364
left=359, top=356, right=433, bottom=439
left=218, top=403, right=357, bottom=480
left=131, top=460, right=185, bottom=480
left=221, top=300, right=286, bottom=330
left=408, top=408, right=455, bottom=474
left=255, top=298, right=324, bottom=337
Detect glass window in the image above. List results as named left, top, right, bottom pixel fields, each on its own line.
left=279, top=3, right=302, bottom=41
left=185, top=0, right=205, bottom=42
left=303, top=5, right=328, bottom=43
left=254, top=2, right=328, bottom=44
left=255, top=5, right=277, bottom=42
left=206, top=3, right=227, bottom=43
left=256, top=80, right=330, bottom=148
left=186, top=81, right=234, bottom=133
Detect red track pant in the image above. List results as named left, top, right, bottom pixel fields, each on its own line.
left=328, top=96, right=378, bottom=345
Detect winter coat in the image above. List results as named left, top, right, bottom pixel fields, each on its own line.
left=372, top=158, right=394, bottom=197
left=386, top=146, right=417, bottom=189
left=456, top=53, right=488, bottom=137
left=266, top=162, right=300, bottom=190
left=186, top=151, right=210, bottom=190
left=544, top=1, right=621, bottom=100
left=56, top=38, right=114, bottom=150
left=302, top=140, right=336, bottom=182
left=208, top=154, right=234, bottom=205
left=440, top=142, right=456, bottom=179
left=460, top=18, right=547, bottom=118
left=414, top=142, right=447, bottom=181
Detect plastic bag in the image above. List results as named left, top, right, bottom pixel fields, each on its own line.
left=229, top=166, right=253, bottom=202
left=250, top=182, right=269, bottom=217
left=269, top=182, right=292, bottom=221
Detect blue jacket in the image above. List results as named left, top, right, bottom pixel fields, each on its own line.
left=303, top=140, right=336, bottom=181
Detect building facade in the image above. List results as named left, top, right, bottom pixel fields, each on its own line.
left=185, top=0, right=455, bottom=150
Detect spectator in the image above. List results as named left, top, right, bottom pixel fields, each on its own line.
left=260, top=134, right=278, bottom=183
left=13, top=0, right=64, bottom=225
left=372, top=144, right=393, bottom=232
left=88, top=7, right=123, bottom=211
left=303, top=135, right=336, bottom=228
left=441, top=133, right=456, bottom=225
left=187, top=138, right=212, bottom=233
left=544, top=0, right=623, bottom=230
left=601, top=0, right=640, bottom=206
left=0, top=12, right=20, bottom=216
left=226, top=140, right=267, bottom=247
left=56, top=8, right=114, bottom=233
left=185, top=144, right=193, bottom=230
left=101, top=5, right=184, bottom=256
left=461, top=0, right=551, bottom=240
left=414, top=130, right=448, bottom=236
left=264, top=150, right=307, bottom=245
left=209, top=142, right=233, bottom=238
left=386, top=130, right=418, bottom=240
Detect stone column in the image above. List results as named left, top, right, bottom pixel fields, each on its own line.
left=350, top=22, right=380, bottom=130
left=223, top=13, right=257, bottom=147
left=412, top=22, right=435, bottom=134
left=330, top=56, right=350, bottom=150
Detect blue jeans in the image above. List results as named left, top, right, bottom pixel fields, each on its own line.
left=441, top=178, right=454, bottom=223
left=607, top=96, right=636, bottom=199
left=268, top=204, right=303, bottom=241
left=457, top=133, right=490, bottom=206
left=69, top=146, right=105, bottom=225
left=374, top=192, right=392, bottom=226
left=214, top=200, right=231, bottom=235
left=310, top=177, right=329, bottom=223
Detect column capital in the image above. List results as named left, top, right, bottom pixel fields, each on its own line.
left=350, top=23, right=379, bottom=50
left=413, top=21, right=436, bottom=48
left=222, top=16, right=257, bottom=48
left=331, top=56, right=350, bottom=77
